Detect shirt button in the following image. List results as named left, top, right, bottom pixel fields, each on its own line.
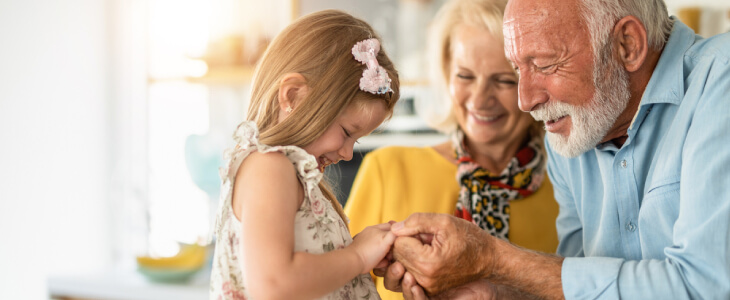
left=626, top=221, right=636, bottom=232
left=621, top=160, right=628, bottom=168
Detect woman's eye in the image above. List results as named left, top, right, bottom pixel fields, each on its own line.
left=456, top=74, right=474, bottom=80
left=497, top=78, right=517, bottom=85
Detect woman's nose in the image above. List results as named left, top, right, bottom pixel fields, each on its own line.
left=470, top=80, right=496, bottom=106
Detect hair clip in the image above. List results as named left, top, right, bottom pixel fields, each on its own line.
left=352, top=38, right=393, bottom=95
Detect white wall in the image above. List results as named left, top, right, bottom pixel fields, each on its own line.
left=0, top=0, right=113, bottom=298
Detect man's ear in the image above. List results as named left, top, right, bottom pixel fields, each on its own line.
left=613, top=15, right=648, bottom=73
left=278, top=73, right=309, bottom=115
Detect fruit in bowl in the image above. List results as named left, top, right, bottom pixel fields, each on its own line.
left=136, top=243, right=207, bottom=283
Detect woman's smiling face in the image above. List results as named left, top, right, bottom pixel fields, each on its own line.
left=449, top=24, right=533, bottom=147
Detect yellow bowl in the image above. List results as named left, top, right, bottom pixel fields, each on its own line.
left=136, top=244, right=207, bottom=270
left=136, top=265, right=201, bottom=283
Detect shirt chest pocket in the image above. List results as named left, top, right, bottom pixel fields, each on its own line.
left=638, top=178, right=680, bottom=258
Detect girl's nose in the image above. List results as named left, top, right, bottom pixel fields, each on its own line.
left=338, top=141, right=354, bottom=162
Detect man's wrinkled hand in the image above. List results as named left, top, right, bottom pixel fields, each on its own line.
left=391, top=213, right=496, bottom=295
left=402, top=272, right=497, bottom=300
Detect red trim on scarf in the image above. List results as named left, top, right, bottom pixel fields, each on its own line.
left=454, top=207, right=474, bottom=222
left=457, top=156, right=474, bottom=164
left=515, top=146, right=536, bottom=166
left=487, top=180, right=533, bottom=197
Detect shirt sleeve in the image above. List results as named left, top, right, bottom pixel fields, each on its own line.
left=344, top=151, right=385, bottom=236
left=563, top=46, right=730, bottom=300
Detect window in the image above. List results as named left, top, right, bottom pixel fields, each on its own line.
left=116, top=0, right=440, bottom=260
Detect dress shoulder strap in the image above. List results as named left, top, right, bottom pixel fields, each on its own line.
left=212, top=122, right=341, bottom=240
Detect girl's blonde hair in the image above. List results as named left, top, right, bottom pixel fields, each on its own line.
left=246, top=10, right=400, bottom=222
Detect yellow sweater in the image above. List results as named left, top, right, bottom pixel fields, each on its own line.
left=345, top=146, right=559, bottom=300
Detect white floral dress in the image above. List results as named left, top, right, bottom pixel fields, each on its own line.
left=210, top=121, right=380, bottom=300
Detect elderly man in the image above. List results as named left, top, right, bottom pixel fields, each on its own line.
left=379, top=0, right=730, bottom=299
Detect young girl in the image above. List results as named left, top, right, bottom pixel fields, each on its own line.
left=210, top=10, right=401, bottom=300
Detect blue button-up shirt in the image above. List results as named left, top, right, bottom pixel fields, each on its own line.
left=548, top=19, right=730, bottom=299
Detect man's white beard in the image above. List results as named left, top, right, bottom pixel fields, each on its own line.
left=530, top=45, right=631, bottom=158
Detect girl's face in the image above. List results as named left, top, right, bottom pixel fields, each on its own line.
left=303, top=99, right=388, bottom=172
left=449, top=25, right=534, bottom=147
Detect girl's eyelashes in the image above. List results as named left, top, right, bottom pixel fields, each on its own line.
left=342, top=126, right=361, bottom=143
left=342, top=126, right=352, bottom=138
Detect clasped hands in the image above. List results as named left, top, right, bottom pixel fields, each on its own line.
left=375, top=213, right=499, bottom=300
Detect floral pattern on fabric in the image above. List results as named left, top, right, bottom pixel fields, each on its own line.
left=210, top=121, right=379, bottom=300
left=452, top=128, right=546, bottom=240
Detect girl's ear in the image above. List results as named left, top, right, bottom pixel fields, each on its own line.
left=278, top=73, right=309, bottom=122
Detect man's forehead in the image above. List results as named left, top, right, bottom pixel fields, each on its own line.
left=503, top=0, right=584, bottom=59
left=503, top=9, right=550, bottom=60
left=505, top=0, right=553, bottom=22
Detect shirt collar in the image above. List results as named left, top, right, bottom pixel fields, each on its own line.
left=639, top=17, right=696, bottom=107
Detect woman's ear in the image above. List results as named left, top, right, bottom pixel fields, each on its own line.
left=613, top=15, right=648, bottom=73
left=278, top=73, right=309, bottom=121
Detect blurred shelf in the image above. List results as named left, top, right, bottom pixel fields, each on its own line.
left=185, top=66, right=256, bottom=86
left=401, top=79, right=430, bottom=87
left=178, top=65, right=428, bottom=87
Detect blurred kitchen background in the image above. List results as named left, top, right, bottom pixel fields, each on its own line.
left=1, top=0, right=728, bottom=299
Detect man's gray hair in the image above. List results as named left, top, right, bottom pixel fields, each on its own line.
left=579, top=0, right=674, bottom=58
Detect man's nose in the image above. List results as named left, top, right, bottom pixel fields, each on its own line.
left=517, top=72, right=548, bottom=112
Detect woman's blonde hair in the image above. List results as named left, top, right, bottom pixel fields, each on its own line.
left=246, top=10, right=400, bottom=222
left=424, top=0, right=542, bottom=140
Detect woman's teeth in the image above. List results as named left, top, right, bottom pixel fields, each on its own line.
left=472, top=113, right=500, bottom=122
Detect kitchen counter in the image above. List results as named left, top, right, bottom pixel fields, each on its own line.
left=48, top=267, right=209, bottom=300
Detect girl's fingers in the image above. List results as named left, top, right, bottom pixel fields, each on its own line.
left=374, top=222, right=393, bottom=230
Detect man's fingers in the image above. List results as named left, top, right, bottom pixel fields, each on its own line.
left=374, top=258, right=389, bottom=270
left=403, top=272, right=429, bottom=300
left=373, top=266, right=387, bottom=277
left=391, top=213, right=444, bottom=237
left=383, top=261, right=405, bottom=292
left=393, top=235, right=428, bottom=263
left=417, top=233, right=434, bottom=245
left=410, top=284, right=429, bottom=300
left=374, top=222, right=392, bottom=230
left=402, top=272, right=415, bottom=300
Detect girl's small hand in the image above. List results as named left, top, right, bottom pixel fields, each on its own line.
left=350, top=222, right=396, bottom=274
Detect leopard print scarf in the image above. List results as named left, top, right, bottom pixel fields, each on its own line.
left=453, top=129, right=546, bottom=240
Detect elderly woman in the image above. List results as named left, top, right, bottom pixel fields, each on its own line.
left=344, top=0, right=558, bottom=298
